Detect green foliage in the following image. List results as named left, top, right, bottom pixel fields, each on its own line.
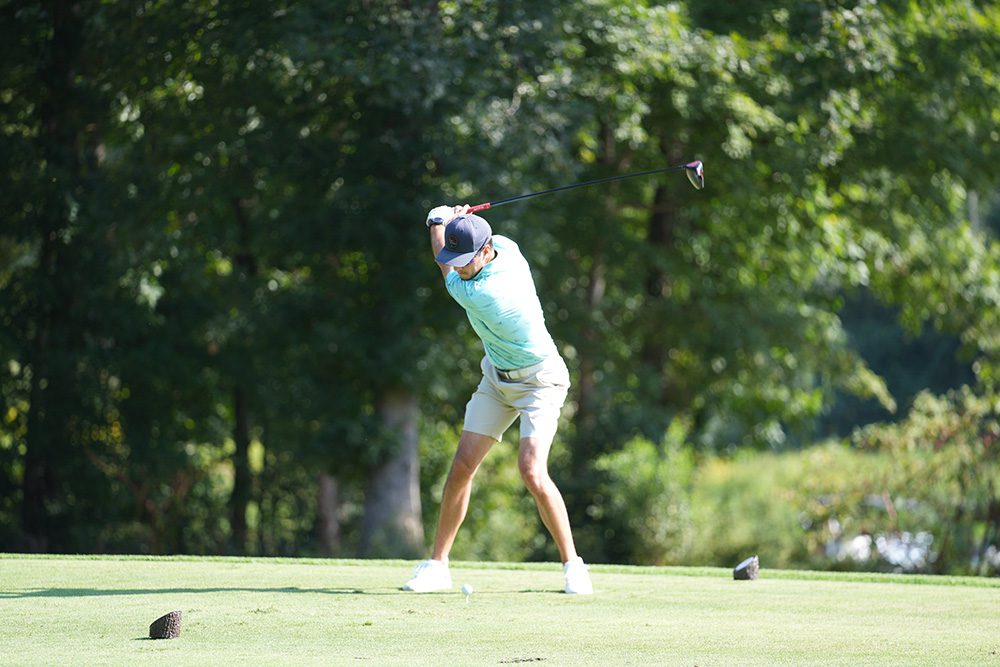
left=821, top=292, right=976, bottom=436
left=588, top=437, right=855, bottom=570
left=853, top=387, right=1000, bottom=574
left=688, top=446, right=822, bottom=570
left=590, top=423, right=695, bottom=565
left=588, top=385, right=1000, bottom=575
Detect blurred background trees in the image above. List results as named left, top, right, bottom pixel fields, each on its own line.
left=1, top=0, right=997, bottom=574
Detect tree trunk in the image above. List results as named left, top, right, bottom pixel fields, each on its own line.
left=228, top=197, right=257, bottom=554
left=19, top=0, right=83, bottom=552
left=642, top=181, right=679, bottom=413
left=570, top=117, right=614, bottom=474
left=571, top=247, right=606, bottom=477
left=20, top=219, right=57, bottom=552
left=641, top=136, right=687, bottom=414
left=315, top=473, right=341, bottom=556
left=20, top=330, right=53, bottom=552
left=230, top=387, right=252, bottom=554
left=360, top=389, right=424, bottom=558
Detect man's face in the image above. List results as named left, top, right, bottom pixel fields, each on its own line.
left=455, top=241, right=491, bottom=280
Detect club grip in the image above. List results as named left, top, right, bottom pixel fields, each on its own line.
left=467, top=202, right=491, bottom=214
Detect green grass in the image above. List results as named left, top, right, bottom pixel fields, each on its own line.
left=1, top=554, right=998, bottom=665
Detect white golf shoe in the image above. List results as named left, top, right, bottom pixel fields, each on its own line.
left=402, top=559, right=453, bottom=592
left=563, top=556, right=593, bottom=595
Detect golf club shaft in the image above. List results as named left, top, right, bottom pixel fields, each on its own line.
left=467, top=162, right=695, bottom=214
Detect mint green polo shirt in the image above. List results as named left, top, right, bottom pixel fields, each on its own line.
left=445, top=235, right=558, bottom=370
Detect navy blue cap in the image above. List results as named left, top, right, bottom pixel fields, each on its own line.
left=435, top=214, right=492, bottom=267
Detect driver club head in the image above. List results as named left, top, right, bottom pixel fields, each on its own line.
left=685, top=160, right=704, bottom=190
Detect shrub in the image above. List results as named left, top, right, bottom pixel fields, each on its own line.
left=593, top=434, right=695, bottom=565
left=852, top=387, right=1000, bottom=574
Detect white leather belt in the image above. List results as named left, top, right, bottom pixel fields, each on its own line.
left=495, top=360, right=547, bottom=382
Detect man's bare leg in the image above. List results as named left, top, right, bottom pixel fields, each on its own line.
left=518, top=436, right=578, bottom=563
left=430, top=430, right=496, bottom=561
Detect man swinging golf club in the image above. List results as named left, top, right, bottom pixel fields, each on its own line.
left=403, top=204, right=593, bottom=595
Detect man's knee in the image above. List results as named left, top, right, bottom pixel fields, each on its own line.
left=449, top=453, right=479, bottom=483
left=518, top=456, right=550, bottom=495
left=448, top=432, right=495, bottom=483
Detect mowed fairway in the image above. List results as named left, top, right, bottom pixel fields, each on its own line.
left=1, top=555, right=998, bottom=666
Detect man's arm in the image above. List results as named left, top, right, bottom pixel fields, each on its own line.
left=428, top=222, right=451, bottom=279
left=426, top=204, right=469, bottom=279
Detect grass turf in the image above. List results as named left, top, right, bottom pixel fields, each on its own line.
left=1, top=554, right=998, bottom=665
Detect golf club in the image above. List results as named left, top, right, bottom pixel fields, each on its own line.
left=467, top=160, right=704, bottom=214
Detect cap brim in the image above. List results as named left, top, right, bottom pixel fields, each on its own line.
left=435, top=248, right=476, bottom=267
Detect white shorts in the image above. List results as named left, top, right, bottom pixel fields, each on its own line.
left=463, top=354, right=571, bottom=444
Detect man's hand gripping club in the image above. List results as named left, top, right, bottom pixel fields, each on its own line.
left=426, top=204, right=470, bottom=278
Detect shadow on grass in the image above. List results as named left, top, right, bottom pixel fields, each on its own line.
left=517, top=589, right=564, bottom=595
left=4, top=586, right=566, bottom=599
left=0, top=586, right=401, bottom=599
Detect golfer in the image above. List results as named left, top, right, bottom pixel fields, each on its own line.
left=403, top=205, right=593, bottom=595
